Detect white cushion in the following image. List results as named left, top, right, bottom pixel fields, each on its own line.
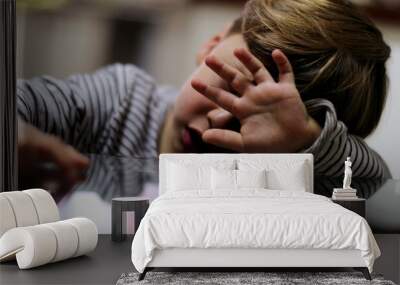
left=0, top=191, right=39, bottom=227
left=42, top=221, right=79, bottom=262
left=166, top=160, right=235, bottom=192
left=64, top=218, right=98, bottom=257
left=211, top=169, right=267, bottom=191
left=238, top=159, right=308, bottom=192
left=211, top=168, right=236, bottom=190
left=236, top=169, right=267, bottom=189
left=167, top=163, right=210, bottom=191
left=159, top=154, right=313, bottom=194
left=0, top=189, right=98, bottom=269
left=0, top=196, right=17, bottom=237
left=0, top=226, right=57, bottom=269
left=267, top=164, right=307, bottom=192
left=23, top=189, right=60, bottom=224
left=0, top=190, right=60, bottom=238
left=0, top=218, right=97, bottom=269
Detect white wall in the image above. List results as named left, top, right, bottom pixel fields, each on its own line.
left=366, top=24, right=400, bottom=178
left=17, top=9, right=113, bottom=78
left=143, top=2, right=241, bottom=87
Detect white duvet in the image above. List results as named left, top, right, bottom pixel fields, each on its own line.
left=131, top=190, right=380, bottom=273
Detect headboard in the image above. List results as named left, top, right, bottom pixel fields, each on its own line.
left=159, top=153, right=314, bottom=195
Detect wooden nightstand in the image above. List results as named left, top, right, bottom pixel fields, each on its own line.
left=331, top=198, right=366, bottom=218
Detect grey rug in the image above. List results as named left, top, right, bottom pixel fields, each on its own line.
left=117, top=272, right=396, bottom=285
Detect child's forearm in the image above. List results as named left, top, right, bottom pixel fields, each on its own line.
left=17, top=64, right=170, bottom=157
left=17, top=74, right=90, bottom=153
left=304, top=99, right=391, bottom=179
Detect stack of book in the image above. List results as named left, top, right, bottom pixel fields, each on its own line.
left=332, top=188, right=358, bottom=200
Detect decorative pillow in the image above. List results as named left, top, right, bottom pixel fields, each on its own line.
left=167, top=162, right=210, bottom=191
left=211, top=168, right=236, bottom=190
left=211, top=169, right=267, bottom=191
left=166, top=159, right=236, bottom=192
left=236, top=169, right=267, bottom=189
left=238, top=159, right=309, bottom=192
left=267, top=165, right=307, bottom=191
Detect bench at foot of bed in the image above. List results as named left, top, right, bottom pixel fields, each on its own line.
left=137, top=267, right=372, bottom=281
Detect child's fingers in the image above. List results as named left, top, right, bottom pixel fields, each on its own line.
left=207, top=108, right=235, bottom=129
left=202, top=129, right=244, bottom=152
left=36, top=135, right=90, bottom=182
left=205, top=55, right=252, bottom=94
left=272, top=49, right=295, bottom=84
left=234, top=48, right=273, bottom=84
left=191, top=79, right=242, bottom=117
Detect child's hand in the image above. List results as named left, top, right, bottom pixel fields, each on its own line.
left=191, top=48, right=321, bottom=153
left=18, top=119, right=90, bottom=187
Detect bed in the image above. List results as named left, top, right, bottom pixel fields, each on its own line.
left=131, top=154, right=380, bottom=280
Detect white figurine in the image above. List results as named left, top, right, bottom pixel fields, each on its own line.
left=342, top=157, right=352, bottom=189
left=332, top=157, right=357, bottom=199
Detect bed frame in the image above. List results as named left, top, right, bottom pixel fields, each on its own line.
left=139, top=154, right=371, bottom=280
left=140, top=248, right=371, bottom=280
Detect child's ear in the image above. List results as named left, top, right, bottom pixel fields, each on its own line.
left=196, top=34, right=223, bottom=66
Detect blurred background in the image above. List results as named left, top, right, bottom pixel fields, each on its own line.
left=12, top=6, right=400, bottom=281
left=16, top=0, right=400, bottom=178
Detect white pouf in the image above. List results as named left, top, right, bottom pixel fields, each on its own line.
left=0, top=189, right=98, bottom=269
left=42, top=221, right=79, bottom=262
left=0, top=191, right=39, bottom=228
left=23, top=189, right=60, bottom=224
left=0, top=189, right=60, bottom=236
left=0, top=196, right=17, bottom=237
left=64, top=218, right=98, bottom=257
left=0, top=218, right=98, bottom=269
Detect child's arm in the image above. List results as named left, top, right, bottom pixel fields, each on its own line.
left=304, top=99, right=391, bottom=179
left=17, top=64, right=170, bottom=157
left=193, top=48, right=390, bottom=180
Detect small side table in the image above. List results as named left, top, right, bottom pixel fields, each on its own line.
left=112, top=197, right=149, bottom=242
left=331, top=198, right=366, bottom=218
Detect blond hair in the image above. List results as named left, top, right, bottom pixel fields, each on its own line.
left=231, top=0, right=391, bottom=138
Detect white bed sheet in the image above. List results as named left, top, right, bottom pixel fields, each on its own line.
left=131, top=190, right=380, bottom=273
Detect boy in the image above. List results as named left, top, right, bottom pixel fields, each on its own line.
left=17, top=0, right=392, bottom=185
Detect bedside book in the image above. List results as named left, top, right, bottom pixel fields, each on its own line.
left=333, top=192, right=357, bottom=196
left=333, top=188, right=357, bottom=193
left=332, top=196, right=359, bottom=200
left=332, top=188, right=358, bottom=200
left=332, top=193, right=358, bottom=199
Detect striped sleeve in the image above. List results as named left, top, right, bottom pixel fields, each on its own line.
left=303, top=99, right=391, bottom=179
left=314, top=176, right=386, bottom=199
left=17, top=64, right=171, bottom=158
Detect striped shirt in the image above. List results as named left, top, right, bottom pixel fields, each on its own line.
left=304, top=99, right=391, bottom=179
left=17, top=64, right=391, bottom=180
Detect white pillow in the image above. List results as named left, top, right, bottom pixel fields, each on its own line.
left=238, top=159, right=308, bottom=192
left=166, top=159, right=236, bottom=192
left=167, top=162, right=210, bottom=191
left=211, top=168, right=236, bottom=190
left=211, top=169, right=267, bottom=191
left=267, top=165, right=307, bottom=191
left=236, top=169, right=267, bottom=189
